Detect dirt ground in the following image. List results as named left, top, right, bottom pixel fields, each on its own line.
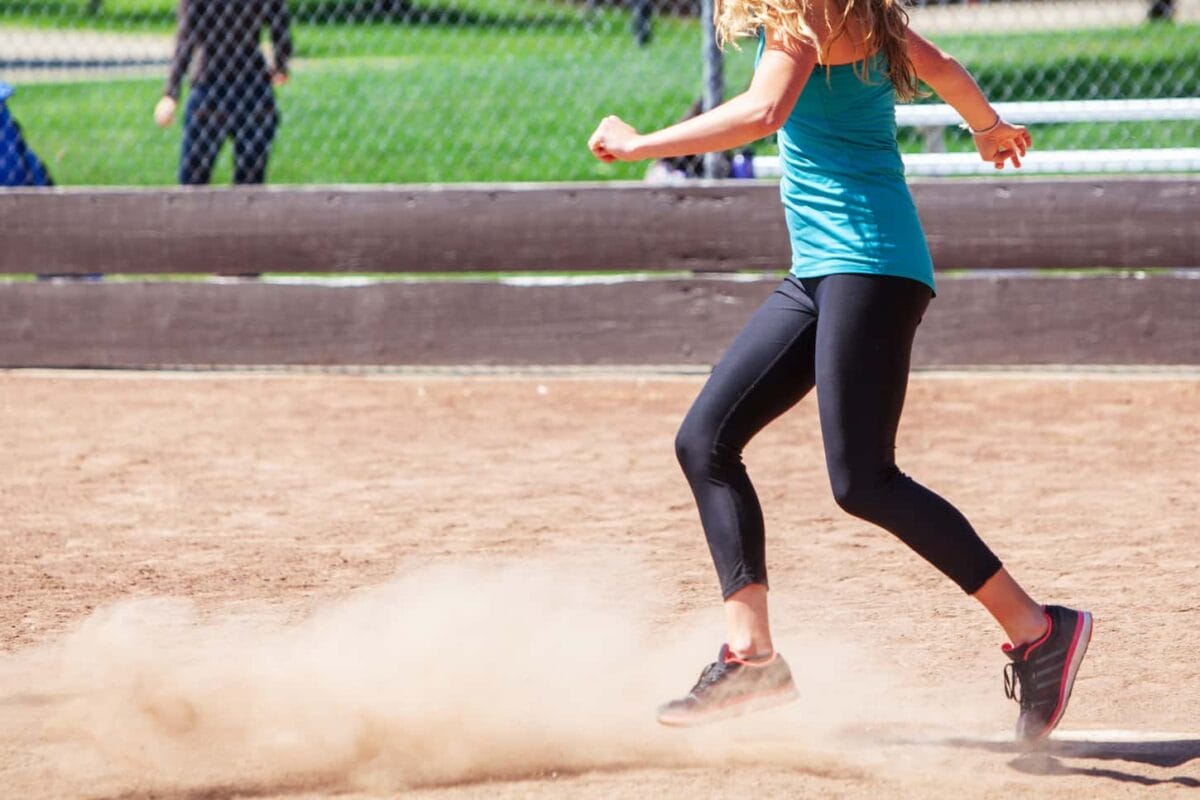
left=1, top=368, right=1198, bottom=799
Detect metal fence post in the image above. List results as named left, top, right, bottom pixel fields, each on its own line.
left=700, top=0, right=725, bottom=178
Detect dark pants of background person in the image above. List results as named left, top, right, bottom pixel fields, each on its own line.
left=1148, top=0, right=1175, bottom=20
left=674, top=273, right=1003, bottom=600
left=180, top=77, right=278, bottom=185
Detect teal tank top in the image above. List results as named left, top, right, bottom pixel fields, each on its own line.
left=757, top=34, right=934, bottom=291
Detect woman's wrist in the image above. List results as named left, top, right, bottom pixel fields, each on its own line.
left=962, top=111, right=1001, bottom=136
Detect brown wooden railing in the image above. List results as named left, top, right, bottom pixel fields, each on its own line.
left=1, top=177, right=1196, bottom=368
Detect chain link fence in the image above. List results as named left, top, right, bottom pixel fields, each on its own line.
left=0, top=0, right=1197, bottom=186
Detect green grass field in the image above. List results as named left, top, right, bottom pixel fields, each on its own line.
left=4, top=5, right=1198, bottom=185
left=0, top=0, right=590, bottom=29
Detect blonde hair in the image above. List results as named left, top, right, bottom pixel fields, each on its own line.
left=715, top=0, right=922, bottom=101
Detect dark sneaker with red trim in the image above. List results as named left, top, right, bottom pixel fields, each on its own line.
left=656, top=644, right=798, bottom=727
left=1003, top=605, right=1093, bottom=742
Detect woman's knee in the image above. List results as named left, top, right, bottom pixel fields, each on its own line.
left=829, top=465, right=898, bottom=520
left=676, top=411, right=741, bottom=481
left=674, top=418, right=711, bottom=480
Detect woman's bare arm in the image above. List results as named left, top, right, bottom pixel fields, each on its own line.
left=589, top=28, right=817, bottom=162
left=906, top=28, right=1031, bottom=169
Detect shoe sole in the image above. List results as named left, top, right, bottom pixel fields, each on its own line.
left=1030, top=609, right=1093, bottom=742
left=656, top=682, right=799, bottom=728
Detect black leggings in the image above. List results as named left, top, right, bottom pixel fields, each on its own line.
left=675, top=273, right=1002, bottom=599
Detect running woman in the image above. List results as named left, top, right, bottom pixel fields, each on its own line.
left=588, top=0, right=1092, bottom=741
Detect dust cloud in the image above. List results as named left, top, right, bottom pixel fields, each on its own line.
left=0, top=558, right=975, bottom=795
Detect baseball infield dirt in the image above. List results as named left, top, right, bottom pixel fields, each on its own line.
left=1, top=369, right=1197, bottom=799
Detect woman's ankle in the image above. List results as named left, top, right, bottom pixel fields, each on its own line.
left=1009, top=609, right=1051, bottom=647
left=729, top=647, right=776, bottom=664
left=724, top=583, right=773, bottom=661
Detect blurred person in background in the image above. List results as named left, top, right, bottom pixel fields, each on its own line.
left=153, top=0, right=292, bottom=185
left=0, top=82, right=53, bottom=187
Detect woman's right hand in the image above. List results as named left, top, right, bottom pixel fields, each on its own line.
left=154, top=96, right=177, bottom=128
left=588, top=115, right=643, bottom=162
left=973, top=120, right=1032, bottom=170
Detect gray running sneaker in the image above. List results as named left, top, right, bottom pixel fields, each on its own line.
left=656, top=644, right=798, bottom=727
left=1003, top=605, right=1093, bottom=742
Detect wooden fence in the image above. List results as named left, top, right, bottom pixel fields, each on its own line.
left=1, top=177, right=1197, bottom=367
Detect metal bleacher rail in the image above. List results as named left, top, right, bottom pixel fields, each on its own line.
left=753, top=97, right=1200, bottom=177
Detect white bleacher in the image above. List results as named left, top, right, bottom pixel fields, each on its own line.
left=752, top=97, right=1200, bottom=177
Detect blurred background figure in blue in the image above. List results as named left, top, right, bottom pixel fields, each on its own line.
left=0, top=82, right=53, bottom=187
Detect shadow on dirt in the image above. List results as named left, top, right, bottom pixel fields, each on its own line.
left=89, top=782, right=331, bottom=800
left=942, top=734, right=1200, bottom=788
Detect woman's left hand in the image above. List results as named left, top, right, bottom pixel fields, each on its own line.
left=973, top=120, right=1031, bottom=170
left=271, top=71, right=289, bottom=87
left=588, top=115, right=642, bottom=162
